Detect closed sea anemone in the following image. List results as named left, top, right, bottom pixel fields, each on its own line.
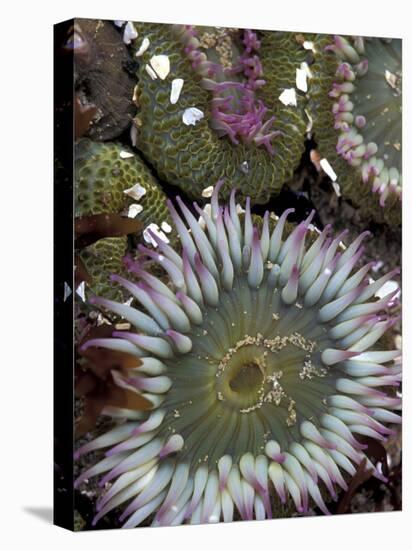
left=75, top=181, right=401, bottom=528
left=309, top=35, right=401, bottom=225
left=75, top=138, right=171, bottom=299
left=128, top=23, right=307, bottom=204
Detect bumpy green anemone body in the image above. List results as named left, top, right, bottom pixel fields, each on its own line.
left=130, top=24, right=307, bottom=203
left=75, top=138, right=170, bottom=222
left=75, top=139, right=170, bottom=298
left=308, top=35, right=401, bottom=225
left=79, top=236, right=128, bottom=301
left=75, top=183, right=401, bottom=528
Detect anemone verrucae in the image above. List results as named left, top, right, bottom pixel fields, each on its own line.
left=75, top=181, right=401, bottom=527
left=75, top=138, right=171, bottom=299
left=127, top=23, right=307, bottom=204
left=308, top=35, right=401, bottom=225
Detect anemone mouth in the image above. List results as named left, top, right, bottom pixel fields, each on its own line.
left=227, top=359, right=264, bottom=396
left=181, top=26, right=281, bottom=153
left=75, top=182, right=401, bottom=527
left=161, top=276, right=337, bottom=466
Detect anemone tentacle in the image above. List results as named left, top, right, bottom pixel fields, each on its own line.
left=76, top=183, right=401, bottom=527
left=129, top=23, right=307, bottom=204
left=308, top=34, right=401, bottom=225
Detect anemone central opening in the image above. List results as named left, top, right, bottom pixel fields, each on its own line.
left=228, top=362, right=264, bottom=395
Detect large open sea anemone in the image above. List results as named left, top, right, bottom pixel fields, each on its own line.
left=75, top=181, right=401, bottom=527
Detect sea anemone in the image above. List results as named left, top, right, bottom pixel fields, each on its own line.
left=128, top=23, right=307, bottom=204
left=75, top=181, right=401, bottom=528
left=308, top=35, right=401, bottom=225
left=181, top=27, right=282, bottom=153
left=75, top=138, right=171, bottom=299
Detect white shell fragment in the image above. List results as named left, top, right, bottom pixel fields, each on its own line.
left=135, top=37, right=150, bottom=57
left=375, top=280, right=400, bottom=301
left=76, top=281, right=86, bottom=302
left=114, top=322, right=131, bottom=331
left=372, top=261, right=384, bottom=272
left=149, top=55, right=171, bottom=80
left=170, top=78, right=184, bottom=104
left=331, top=181, right=341, bottom=197
left=198, top=203, right=212, bottom=229
left=123, top=22, right=138, bottom=45
left=114, top=20, right=126, bottom=27
left=120, top=150, right=134, bottom=159
left=130, top=124, right=138, bottom=147
left=296, top=68, right=308, bottom=93
left=96, top=313, right=111, bottom=327
left=303, top=41, right=315, bottom=51
left=161, top=221, right=172, bottom=233
left=320, top=158, right=338, bottom=181
left=143, top=223, right=170, bottom=247
left=279, top=88, right=297, bottom=106
left=296, top=62, right=312, bottom=93
left=182, top=107, right=204, bottom=125
left=385, top=69, right=398, bottom=89
left=301, top=62, right=313, bottom=79
left=304, top=108, right=313, bottom=134
left=124, top=183, right=147, bottom=201
left=240, top=161, right=249, bottom=174
left=202, top=185, right=214, bottom=198
left=145, top=64, right=158, bottom=80
left=128, top=204, right=144, bottom=218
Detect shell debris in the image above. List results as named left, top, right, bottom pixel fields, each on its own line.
left=170, top=78, right=184, bottom=104
left=279, top=88, right=297, bottom=106
left=149, top=55, right=171, bottom=80
left=143, top=223, right=170, bottom=247
left=182, top=107, right=204, bottom=126
left=119, top=150, right=134, bottom=159
left=128, top=204, right=144, bottom=218
left=135, top=37, right=150, bottom=57
left=123, top=183, right=147, bottom=201
left=123, top=22, right=138, bottom=45
left=201, top=185, right=214, bottom=198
